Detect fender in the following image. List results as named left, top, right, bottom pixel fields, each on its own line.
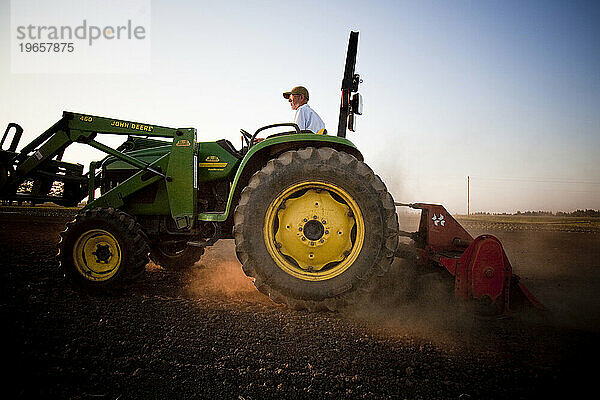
left=198, top=133, right=363, bottom=222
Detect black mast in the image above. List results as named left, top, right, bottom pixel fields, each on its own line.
left=337, top=31, right=359, bottom=138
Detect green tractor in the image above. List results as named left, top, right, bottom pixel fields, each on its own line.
left=1, top=32, right=545, bottom=314
left=1, top=32, right=398, bottom=310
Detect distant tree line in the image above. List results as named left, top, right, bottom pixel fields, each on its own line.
left=515, top=210, right=556, bottom=216
left=472, top=209, right=600, bottom=217
left=554, top=209, right=600, bottom=217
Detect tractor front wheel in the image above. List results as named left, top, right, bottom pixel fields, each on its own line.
left=58, top=208, right=149, bottom=293
left=234, top=147, right=398, bottom=310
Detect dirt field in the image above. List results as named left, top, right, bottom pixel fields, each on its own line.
left=2, top=209, right=599, bottom=399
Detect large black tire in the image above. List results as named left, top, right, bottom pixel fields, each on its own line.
left=233, top=147, right=398, bottom=310
left=150, top=243, right=205, bottom=269
left=58, top=208, right=149, bottom=293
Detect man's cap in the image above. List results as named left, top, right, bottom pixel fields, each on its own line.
left=283, top=86, right=309, bottom=101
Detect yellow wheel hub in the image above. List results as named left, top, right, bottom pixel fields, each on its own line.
left=264, top=182, right=364, bottom=281
left=73, top=229, right=122, bottom=281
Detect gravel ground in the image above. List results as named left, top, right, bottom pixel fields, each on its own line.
left=2, top=210, right=599, bottom=399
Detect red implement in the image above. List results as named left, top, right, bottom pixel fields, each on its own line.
left=395, top=203, right=545, bottom=315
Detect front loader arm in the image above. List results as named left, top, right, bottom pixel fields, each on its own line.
left=4, top=111, right=197, bottom=229
left=14, top=112, right=181, bottom=184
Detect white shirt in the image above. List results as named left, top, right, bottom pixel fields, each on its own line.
left=294, top=104, right=326, bottom=133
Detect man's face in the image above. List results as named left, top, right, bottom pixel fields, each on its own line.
left=289, top=93, right=304, bottom=110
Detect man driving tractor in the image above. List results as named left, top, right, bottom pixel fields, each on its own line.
left=283, top=86, right=326, bottom=134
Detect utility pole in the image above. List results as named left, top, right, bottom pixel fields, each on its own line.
left=467, top=176, right=470, bottom=216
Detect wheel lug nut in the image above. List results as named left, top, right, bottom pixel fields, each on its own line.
left=301, top=237, right=306, bottom=241
left=313, top=215, right=318, bottom=219
left=303, top=218, right=308, bottom=222
left=325, top=230, right=329, bottom=235
left=319, top=239, right=324, bottom=243
left=310, top=241, right=315, bottom=246
left=322, top=220, right=326, bottom=225
left=298, top=227, right=303, bottom=231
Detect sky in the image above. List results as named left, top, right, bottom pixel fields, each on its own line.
left=1, top=0, right=599, bottom=214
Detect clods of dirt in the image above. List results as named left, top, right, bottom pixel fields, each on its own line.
left=2, top=211, right=599, bottom=399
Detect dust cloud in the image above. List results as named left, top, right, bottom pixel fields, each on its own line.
left=182, top=218, right=600, bottom=348
left=478, top=228, right=600, bottom=331
left=343, top=258, right=480, bottom=350
left=339, top=210, right=483, bottom=349
left=184, top=239, right=270, bottom=304
left=183, top=236, right=478, bottom=350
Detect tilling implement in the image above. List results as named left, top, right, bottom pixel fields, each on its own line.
left=395, top=203, right=544, bottom=314
left=0, top=32, right=542, bottom=314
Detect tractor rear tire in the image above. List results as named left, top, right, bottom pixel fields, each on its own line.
left=150, top=243, right=205, bottom=269
left=233, top=147, right=398, bottom=311
left=58, top=207, right=149, bottom=293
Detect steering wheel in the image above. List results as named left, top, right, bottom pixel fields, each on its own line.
left=240, top=129, right=252, bottom=147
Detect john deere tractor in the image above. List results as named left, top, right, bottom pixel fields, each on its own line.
left=2, top=31, right=546, bottom=315
left=1, top=32, right=399, bottom=310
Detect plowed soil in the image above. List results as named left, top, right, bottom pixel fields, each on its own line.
left=2, top=209, right=599, bottom=399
